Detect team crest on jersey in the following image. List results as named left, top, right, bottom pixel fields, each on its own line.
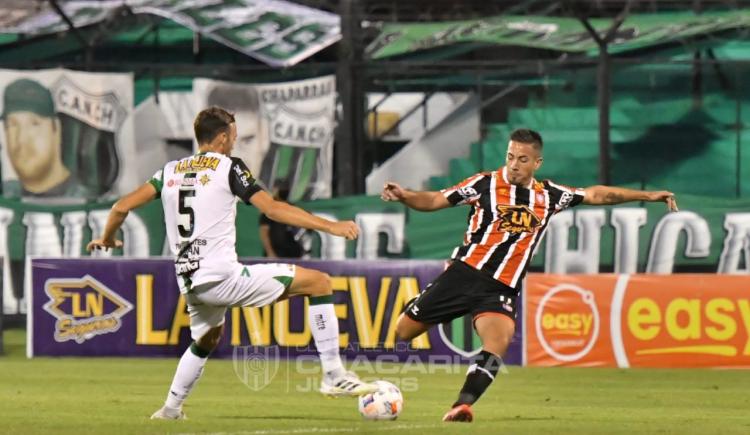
left=496, top=205, right=541, bottom=233
left=43, top=275, right=133, bottom=344
left=457, top=186, right=478, bottom=199
left=199, top=174, right=211, bottom=186
left=559, top=191, right=574, bottom=208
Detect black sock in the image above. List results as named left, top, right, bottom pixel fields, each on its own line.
left=453, top=350, right=503, bottom=407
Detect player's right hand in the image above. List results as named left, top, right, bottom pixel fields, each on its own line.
left=647, top=190, right=679, bottom=212
left=381, top=182, right=405, bottom=202
left=86, top=238, right=123, bottom=252
left=329, top=221, right=359, bottom=240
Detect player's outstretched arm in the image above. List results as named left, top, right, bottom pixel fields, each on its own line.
left=250, top=190, right=359, bottom=240
left=583, top=185, right=678, bottom=212
left=86, top=183, right=158, bottom=252
left=380, top=182, right=451, bottom=211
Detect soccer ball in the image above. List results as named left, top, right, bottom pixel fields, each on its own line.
left=358, top=380, right=404, bottom=420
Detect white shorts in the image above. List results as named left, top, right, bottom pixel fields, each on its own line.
left=185, top=263, right=296, bottom=340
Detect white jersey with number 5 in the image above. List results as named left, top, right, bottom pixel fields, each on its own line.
left=149, top=151, right=262, bottom=293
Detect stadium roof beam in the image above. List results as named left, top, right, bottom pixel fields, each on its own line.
left=335, top=0, right=367, bottom=196
left=575, top=0, right=634, bottom=185
left=47, top=0, right=88, bottom=53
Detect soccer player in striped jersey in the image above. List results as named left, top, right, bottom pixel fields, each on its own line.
left=87, top=107, right=377, bottom=420
left=381, top=128, right=678, bottom=422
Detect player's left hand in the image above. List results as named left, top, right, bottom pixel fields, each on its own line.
left=86, top=238, right=123, bottom=252
left=647, top=191, right=679, bottom=212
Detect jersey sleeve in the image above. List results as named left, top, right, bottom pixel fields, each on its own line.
left=228, top=157, right=263, bottom=204
left=440, top=173, right=489, bottom=206
left=148, top=169, right=164, bottom=198
left=545, top=180, right=586, bottom=213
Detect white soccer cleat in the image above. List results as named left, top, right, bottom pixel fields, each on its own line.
left=320, top=371, right=379, bottom=397
left=150, top=405, right=186, bottom=420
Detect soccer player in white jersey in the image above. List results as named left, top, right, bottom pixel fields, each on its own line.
left=87, top=107, right=377, bottom=420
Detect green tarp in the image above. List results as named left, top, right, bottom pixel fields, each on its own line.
left=368, top=10, right=750, bottom=59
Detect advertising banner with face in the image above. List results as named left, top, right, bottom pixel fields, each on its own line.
left=194, top=76, right=335, bottom=201
left=0, top=69, right=137, bottom=202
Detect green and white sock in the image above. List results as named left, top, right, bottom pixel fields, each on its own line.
left=164, top=342, right=210, bottom=409
left=309, top=295, right=345, bottom=378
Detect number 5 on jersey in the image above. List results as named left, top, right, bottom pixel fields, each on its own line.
left=178, top=174, right=197, bottom=238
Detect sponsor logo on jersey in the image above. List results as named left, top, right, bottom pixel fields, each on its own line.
left=499, top=295, right=514, bottom=312
left=175, top=259, right=200, bottom=276
left=233, top=164, right=253, bottom=187
left=175, top=155, right=220, bottom=173
left=43, top=275, right=133, bottom=343
left=496, top=205, right=541, bottom=233
left=174, top=239, right=206, bottom=250
left=167, top=177, right=197, bottom=187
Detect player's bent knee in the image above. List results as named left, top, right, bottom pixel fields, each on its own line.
left=483, top=330, right=515, bottom=356
left=317, top=272, right=332, bottom=295
left=305, top=270, right=331, bottom=297
left=197, top=325, right=224, bottom=352
left=290, top=267, right=331, bottom=297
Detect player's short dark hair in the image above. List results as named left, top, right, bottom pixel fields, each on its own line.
left=510, top=128, right=543, bottom=151
left=194, top=106, right=235, bottom=144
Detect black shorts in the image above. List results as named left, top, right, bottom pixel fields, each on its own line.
left=404, top=261, right=519, bottom=326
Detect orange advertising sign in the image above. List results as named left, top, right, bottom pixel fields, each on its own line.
left=525, top=275, right=750, bottom=368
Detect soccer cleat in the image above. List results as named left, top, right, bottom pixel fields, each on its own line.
left=442, top=404, right=473, bottom=422
left=150, top=405, right=186, bottom=420
left=320, top=371, right=379, bottom=397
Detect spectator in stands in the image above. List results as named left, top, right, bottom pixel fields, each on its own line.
left=259, top=180, right=304, bottom=258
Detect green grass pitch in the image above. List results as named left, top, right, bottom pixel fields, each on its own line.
left=1, top=328, right=749, bottom=434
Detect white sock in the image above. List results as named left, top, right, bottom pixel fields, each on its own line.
left=308, top=295, right=345, bottom=377
left=164, top=343, right=209, bottom=409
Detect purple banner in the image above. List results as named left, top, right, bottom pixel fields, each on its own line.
left=29, top=258, right=522, bottom=364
